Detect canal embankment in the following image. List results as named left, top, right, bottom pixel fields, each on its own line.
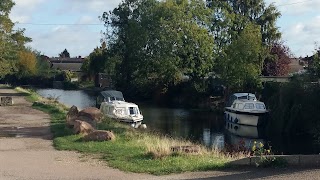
left=4, top=85, right=320, bottom=179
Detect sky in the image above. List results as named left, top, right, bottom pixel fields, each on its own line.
left=9, top=0, right=320, bottom=58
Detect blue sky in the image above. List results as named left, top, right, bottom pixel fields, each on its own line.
left=10, top=0, right=320, bottom=58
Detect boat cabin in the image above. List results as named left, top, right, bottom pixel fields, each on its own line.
left=96, top=90, right=124, bottom=108
left=230, top=99, right=266, bottom=111
left=226, top=93, right=256, bottom=107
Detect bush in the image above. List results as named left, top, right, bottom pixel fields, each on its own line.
left=263, top=76, right=320, bottom=136
left=252, top=141, right=287, bottom=168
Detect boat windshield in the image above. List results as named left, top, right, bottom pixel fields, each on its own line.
left=244, top=103, right=254, bottom=109
left=255, top=103, right=266, bottom=109
left=110, top=97, right=124, bottom=101
left=129, top=107, right=139, bottom=115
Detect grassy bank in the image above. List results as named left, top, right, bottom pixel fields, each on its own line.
left=16, top=87, right=243, bottom=175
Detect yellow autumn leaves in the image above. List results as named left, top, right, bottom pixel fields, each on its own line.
left=17, top=50, right=37, bottom=75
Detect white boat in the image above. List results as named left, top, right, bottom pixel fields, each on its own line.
left=98, top=90, right=143, bottom=124
left=224, top=93, right=268, bottom=126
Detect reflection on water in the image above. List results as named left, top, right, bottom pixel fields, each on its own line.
left=36, top=89, right=320, bottom=154
left=140, top=105, right=225, bottom=145
left=37, top=89, right=96, bottom=109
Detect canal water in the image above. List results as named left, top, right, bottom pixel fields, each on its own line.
left=36, top=89, right=320, bottom=155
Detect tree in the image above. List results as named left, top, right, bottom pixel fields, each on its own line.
left=216, top=23, right=266, bottom=92
left=17, top=50, right=37, bottom=76
left=101, top=0, right=215, bottom=95
left=59, top=49, right=70, bottom=58
left=207, top=0, right=281, bottom=50
left=0, top=0, right=32, bottom=78
left=34, top=51, right=51, bottom=76
left=262, top=42, right=291, bottom=76
left=0, top=0, right=16, bottom=78
left=307, top=48, right=320, bottom=77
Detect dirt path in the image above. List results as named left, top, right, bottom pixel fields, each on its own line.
left=1, top=86, right=320, bottom=180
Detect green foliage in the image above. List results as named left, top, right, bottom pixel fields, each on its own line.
left=307, top=49, right=320, bottom=78
left=252, top=141, right=287, bottom=168
left=17, top=49, right=37, bottom=76
left=62, top=70, right=73, bottom=82
left=207, top=0, right=281, bottom=47
left=59, top=48, right=70, bottom=58
left=216, top=23, right=266, bottom=91
left=0, top=0, right=32, bottom=79
left=100, top=0, right=215, bottom=96
left=263, top=76, right=320, bottom=137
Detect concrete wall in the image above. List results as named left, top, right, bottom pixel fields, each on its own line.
left=231, top=155, right=320, bottom=166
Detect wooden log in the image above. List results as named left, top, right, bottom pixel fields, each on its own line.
left=170, top=145, right=201, bottom=153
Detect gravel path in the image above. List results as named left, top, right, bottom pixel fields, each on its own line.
left=1, top=86, right=320, bottom=180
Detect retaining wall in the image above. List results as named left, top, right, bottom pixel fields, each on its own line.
left=231, top=155, right=320, bottom=166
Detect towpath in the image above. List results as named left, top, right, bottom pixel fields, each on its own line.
left=0, top=86, right=320, bottom=180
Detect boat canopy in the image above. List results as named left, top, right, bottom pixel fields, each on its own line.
left=100, top=90, right=124, bottom=101
left=232, top=93, right=256, bottom=98
left=226, top=93, right=257, bottom=107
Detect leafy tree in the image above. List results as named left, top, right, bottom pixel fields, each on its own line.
left=17, top=50, right=37, bottom=76
left=88, top=46, right=106, bottom=76
left=207, top=0, right=281, bottom=50
left=307, top=48, right=320, bottom=77
left=216, top=23, right=265, bottom=92
left=0, top=0, right=32, bottom=78
left=262, top=42, right=291, bottom=76
left=0, top=0, right=16, bottom=78
left=33, top=51, right=51, bottom=75
left=101, top=0, right=215, bottom=95
left=59, top=49, right=70, bottom=58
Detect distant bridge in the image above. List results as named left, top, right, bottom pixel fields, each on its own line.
left=260, top=76, right=291, bottom=83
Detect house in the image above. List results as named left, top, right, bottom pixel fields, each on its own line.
left=49, top=57, right=85, bottom=72
left=49, top=57, right=85, bottom=82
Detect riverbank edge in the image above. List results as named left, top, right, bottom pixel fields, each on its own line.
left=13, top=86, right=249, bottom=175
left=232, top=155, right=320, bottom=167
left=12, top=86, right=320, bottom=170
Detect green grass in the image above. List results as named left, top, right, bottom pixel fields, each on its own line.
left=15, top=86, right=242, bottom=175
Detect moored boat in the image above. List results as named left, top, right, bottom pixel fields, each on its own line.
left=97, top=90, right=143, bottom=124
left=224, top=93, right=268, bottom=126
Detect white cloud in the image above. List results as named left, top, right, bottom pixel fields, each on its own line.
left=26, top=25, right=103, bottom=57
left=10, top=0, right=45, bottom=23
left=266, top=0, right=320, bottom=15
left=59, top=0, right=122, bottom=14
left=265, top=0, right=320, bottom=56
left=77, top=16, right=96, bottom=24
left=281, top=16, right=320, bottom=57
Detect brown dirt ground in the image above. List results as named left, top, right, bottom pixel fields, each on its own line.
left=1, top=86, right=320, bottom=180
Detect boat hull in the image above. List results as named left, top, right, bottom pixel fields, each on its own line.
left=225, top=121, right=266, bottom=138
left=224, top=109, right=267, bottom=126
left=105, top=114, right=143, bottom=123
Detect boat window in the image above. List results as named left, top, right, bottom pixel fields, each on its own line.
left=233, top=103, right=236, bottom=108
left=238, top=103, right=244, bottom=109
left=239, top=96, right=255, bottom=100
left=256, top=103, right=266, bottom=109
left=117, top=98, right=123, bottom=101
left=244, top=103, right=254, bottom=109
left=129, top=107, right=138, bottom=115
left=115, top=108, right=125, bottom=115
